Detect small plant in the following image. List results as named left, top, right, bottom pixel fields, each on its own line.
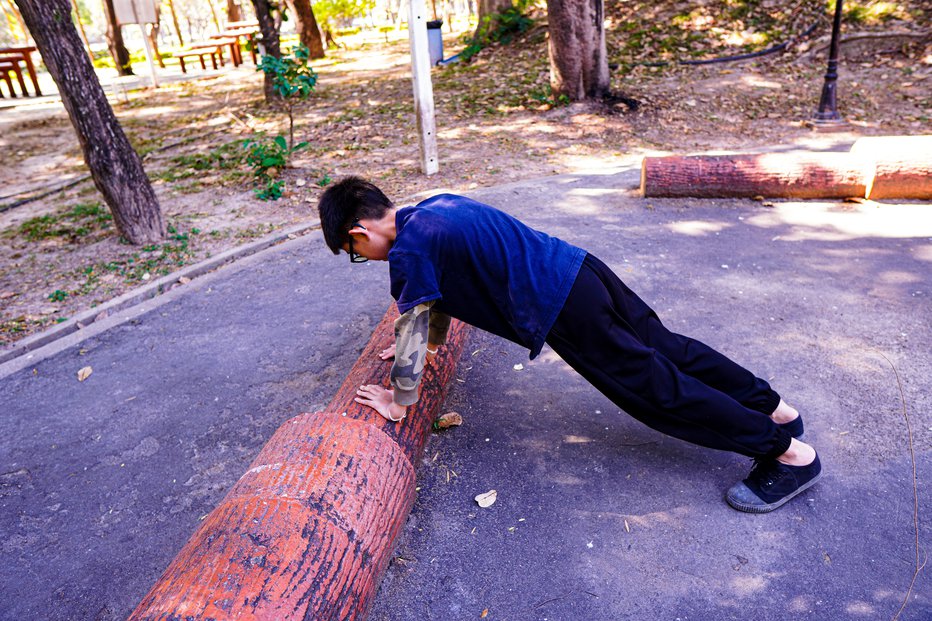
left=242, top=135, right=308, bottom=200
left=49, top=289, right=68, bottom=302
left=257, top=44, right=318, bottom=150
left=250, top=45, right=319, bottom=200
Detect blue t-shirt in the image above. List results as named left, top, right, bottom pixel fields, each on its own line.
left=389, top=194, right=586, bottom=359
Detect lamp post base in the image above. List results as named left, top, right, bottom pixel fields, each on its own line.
left=808, top=113, right=848, bottom=131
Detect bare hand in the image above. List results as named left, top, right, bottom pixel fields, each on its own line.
left=355, top=384, right=407, bottom=422
left=378, top=343, right=396, bottom=360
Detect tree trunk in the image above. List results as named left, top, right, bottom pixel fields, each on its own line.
left=226, top=0, right=243, bottom=22
left=287, top=0, right=325, bottom=59
left=473, top=0, right=510, bottom=40
left=165, top=0, right=184, bottom=46
left=545, top=0, right=609, bottom=101
left=14, top=0, right=165, bottom=244
left=250, top=0, right=281, bottom=102
left=101, top=0, right=134, bottom=76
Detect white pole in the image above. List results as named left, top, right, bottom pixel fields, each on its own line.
left=131, top=0, right=159, bottom=88
left=407, top=0, right=439, bottom=175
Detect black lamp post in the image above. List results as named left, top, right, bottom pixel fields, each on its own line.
left=813, top=0, right=845, bottom=124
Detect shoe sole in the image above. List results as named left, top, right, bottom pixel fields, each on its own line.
left=726, top=470, right=823, bottom=514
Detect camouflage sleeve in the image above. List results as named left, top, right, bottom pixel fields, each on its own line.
left=391, top=302, right=432, bottom=406
left=428, top=310, right=451, bottom=345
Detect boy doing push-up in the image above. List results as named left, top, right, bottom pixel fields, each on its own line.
left=317, top=177, right=822, bottom=513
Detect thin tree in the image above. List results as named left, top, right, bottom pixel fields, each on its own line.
left=250, top=0, right=281, bottom=102
left=100, top=0, right=134, bottom=75
left=146, top=3, right=165, bottom=68
left=205, top=0, right=222, bottom=31
left=287, top=0, right=325, bottom=59
left=2, top=0, right=27, bottom=41
left=165, top=0, right=184, bottom=46
left=545, top=0, right=609, bottom=101
left=14, top=0, right=165, bottom=244
left=69, top=0, right=94, bottom=61
left=226, top=0, right=243, bottom=22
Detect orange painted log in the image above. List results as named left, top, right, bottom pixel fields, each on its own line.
left=850, top=135, right=932, bottom=200
left=640, top=152, right=867, bottom=198
left=129, top=305, right=472, bottom=620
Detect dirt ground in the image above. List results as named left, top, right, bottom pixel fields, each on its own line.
left=0, top=21, right=929, bottom=347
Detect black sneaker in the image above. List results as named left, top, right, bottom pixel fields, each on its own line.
left=778, top=414, right=804, bottom=439
left=726, top=453, right=822, bottom=513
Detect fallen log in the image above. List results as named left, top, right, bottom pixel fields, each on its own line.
left=129, top=306, right=471, bottom=620
left=641, top=135, right=932, bottom=200
left=640, top=152, right=868, bottom=199
left=851, top=135, right=932, bottom=200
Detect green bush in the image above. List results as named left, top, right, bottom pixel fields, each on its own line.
left=461, top=5, right=535, bottom=62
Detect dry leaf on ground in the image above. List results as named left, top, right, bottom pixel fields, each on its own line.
left=77, top=366, right=93, bottom=381
left=475, top=489, right=497, bottom=508
left=435, top=411, right=463, bottom=429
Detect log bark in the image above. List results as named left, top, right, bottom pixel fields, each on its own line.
left=641, top=153, right=868, bottom=199
left=250, top=0, right=281, bottom=102
left=101, top=0, right=134, bottom=75
left=545, top=0, right=609, bottom=101
left=850, top=136, right=932, bottom=200
left=15, top=0, right=165, bottom=244
left=288, top=0, right=325, bottom=59
left=129, top=308, right=472, bottom=620
left=642, top=139, right=932, bottom=200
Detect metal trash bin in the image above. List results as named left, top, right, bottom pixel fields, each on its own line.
left=426, top=19, right=443, bottom=66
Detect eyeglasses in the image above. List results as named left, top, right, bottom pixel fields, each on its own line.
left=348, top=220, right=368, bottom=263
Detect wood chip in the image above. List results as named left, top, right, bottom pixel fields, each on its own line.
left=77, top=366, right=93, bottom=382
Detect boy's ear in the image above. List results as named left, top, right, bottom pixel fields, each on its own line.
left=348, top=225, right=368, bottom=238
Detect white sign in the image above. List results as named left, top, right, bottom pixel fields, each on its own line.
left=113, top=0, right=158, bottom=25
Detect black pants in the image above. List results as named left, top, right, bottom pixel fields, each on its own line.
left=546, top=254, right=792, bottom=460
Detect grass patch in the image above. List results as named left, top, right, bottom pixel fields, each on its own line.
left=8, top=202, right=112, bottom=243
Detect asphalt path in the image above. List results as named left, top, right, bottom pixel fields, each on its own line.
left=2, top=168, right=930, bottom=620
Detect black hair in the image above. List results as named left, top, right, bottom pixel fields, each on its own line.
left=317, top=176, right=394, bottom=254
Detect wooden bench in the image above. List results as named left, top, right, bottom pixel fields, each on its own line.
left=0, top=59, right=28, bottom=98
left=0, top=46, right=40, bottom=96
left=206, top=36, right=245, bottom=66
left=175, top=49, right=220, bottom=73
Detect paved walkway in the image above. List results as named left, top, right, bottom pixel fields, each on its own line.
left=1, top=167, right=930, bottom=620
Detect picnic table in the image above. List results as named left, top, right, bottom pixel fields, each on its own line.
left=0, top=45, right=41, bottom=96
left=173, top=22, right=260, bottom=75
left=214, top=25, right=260, bottom=65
